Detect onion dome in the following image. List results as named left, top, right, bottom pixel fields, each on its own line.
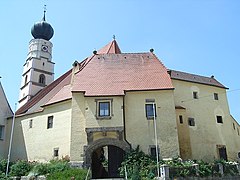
left=31, top=10, right=54, bottom=41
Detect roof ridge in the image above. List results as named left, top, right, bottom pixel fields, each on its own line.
left=107, top=41, right=113, bottom=54
left=169, top=69, right=227, bottom=89
left=118, top=52, right=150, bottom=55
left=75, top=55, right=96, bottom=75
left=151, top=53, right=168, bottom=70
left=97, top=40, right=121, bottom=54
left=169, top=69, right=210, bottom=78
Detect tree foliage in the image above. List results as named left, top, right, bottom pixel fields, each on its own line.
left=119, top=146, right=240, bottom=179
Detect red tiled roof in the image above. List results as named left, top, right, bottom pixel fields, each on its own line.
left=16, top=69, right=72, bottom=115
left=16, top=40, right=186, bottom=114
left=44, top=84, right=72, bottom=106
left=72, top=53, right=174, bottom=95
left=97, top=40, right=121, bottom=54
left=169, top=69, right=227, bottom=89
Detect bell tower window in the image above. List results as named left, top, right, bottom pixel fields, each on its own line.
left=25, top=75, right=28, bottom=85
left=39, top=74, right=46, bottom=85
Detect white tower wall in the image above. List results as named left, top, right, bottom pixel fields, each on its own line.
left=18, top=39, right=54, bottom=108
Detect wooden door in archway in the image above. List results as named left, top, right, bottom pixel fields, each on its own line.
left=108, top=145, right=125, bottom=178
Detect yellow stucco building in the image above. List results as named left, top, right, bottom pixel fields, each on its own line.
left=1, top=12, right=240, bottom=179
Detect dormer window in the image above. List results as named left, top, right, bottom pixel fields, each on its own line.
left=39, top=74, right=46, bottom=85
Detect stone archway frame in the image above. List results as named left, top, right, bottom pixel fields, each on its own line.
left=84, top=138, right=131, bottom=167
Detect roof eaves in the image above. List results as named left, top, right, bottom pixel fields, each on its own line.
left=171, top=77, right=228, bottom=89
left=124, top=88, right=175, bottom=94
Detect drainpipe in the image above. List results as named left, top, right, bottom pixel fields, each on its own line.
left=122, top=95, right=132, bottom=149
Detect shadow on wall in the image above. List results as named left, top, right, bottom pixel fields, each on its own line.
left=4, top=116, right=27, bottom=161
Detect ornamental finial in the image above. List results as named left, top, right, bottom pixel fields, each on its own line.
left=43, top=5, right=47, bottom=21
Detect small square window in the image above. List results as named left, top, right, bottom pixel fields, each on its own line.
left=145, top=104, right=157, bottom=119
left=216, top=116, right=223, bottom=124
left=0, top=126, right=4, bottom=140
left=47, top=116, right=53, bottom=129
left=53, top=148, right=59, bottom=157
left=193, top=92, right=198, bottom=99
left=179, top=115, right=183, bottom=124
left=188, top=118, right=195, bottom=126
left=149, top=145, right=159, bottom=159
left=29, top=119, right=33, bottom=128
left=214, top=93, right=219, bottom=100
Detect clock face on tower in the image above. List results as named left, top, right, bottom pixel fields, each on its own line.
left=41, top=45, right=49, bottom=52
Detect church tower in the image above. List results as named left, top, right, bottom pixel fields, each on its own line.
left=18, top=9, right=54, bottom=107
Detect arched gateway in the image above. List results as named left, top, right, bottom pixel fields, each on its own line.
left=84, top=138, right=130, bottom=178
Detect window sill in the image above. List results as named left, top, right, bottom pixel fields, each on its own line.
left=147, top=117, right=156, bottom=120
left=97, top=116, right=112, bottom=120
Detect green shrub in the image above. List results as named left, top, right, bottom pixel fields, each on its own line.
left=0, top=173, right=10, bottom=180
left=48, top=159, right=70, bottom=174
left=31, top=163, right=50, bottom=175
left=119, top=146, right=157, bottom=179
left=31, top=159, right=70, bottom=176
left=196, top=160, right=211, bottom=177
left=47, top=168, right=89, bottom=180
left=0, top=159, right=7, bottom=173
left=9, top=160, right=33, bottom=176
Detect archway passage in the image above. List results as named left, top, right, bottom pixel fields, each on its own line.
left=91, top=145, right=125, bottom=179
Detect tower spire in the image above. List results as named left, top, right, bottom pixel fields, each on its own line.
left=19, top=8, right=55, bottom=108
left=43, top=5, right=47, bottom=21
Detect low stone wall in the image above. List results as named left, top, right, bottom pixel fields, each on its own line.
left=169, top=176, right=240, bottom=180
left=160, top=163, right=240, bottom=180
left=11, top=176, right=46, bottom=180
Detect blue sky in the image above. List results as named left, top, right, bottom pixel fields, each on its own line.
left=0, top=0, right=239, bottom=123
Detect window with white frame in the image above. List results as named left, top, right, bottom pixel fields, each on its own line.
left=145, top=99, right=157, bottom=119
left=96, top=99, right=113, bottom=119
left=0, top=125, right=5, bottom=140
